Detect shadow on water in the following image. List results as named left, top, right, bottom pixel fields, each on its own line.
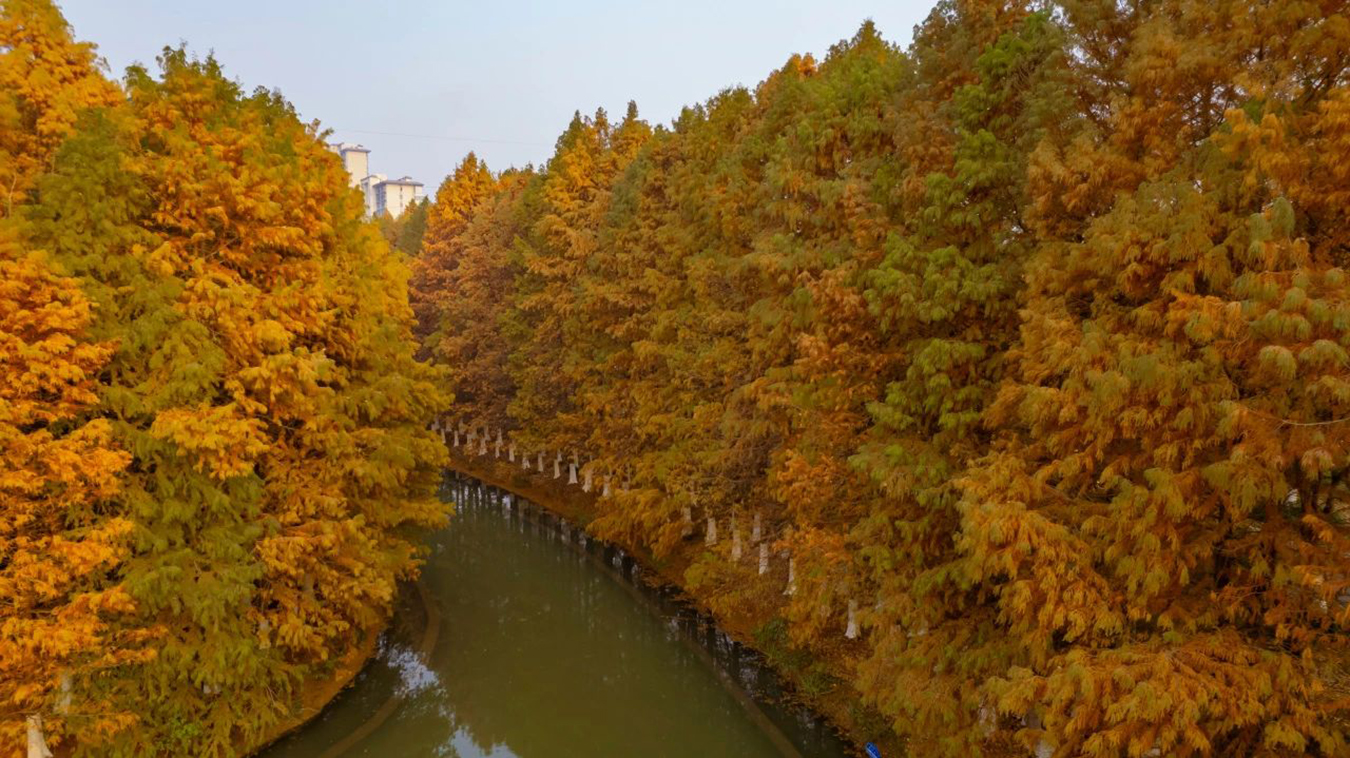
left=260, top=473, right=854, bottom=758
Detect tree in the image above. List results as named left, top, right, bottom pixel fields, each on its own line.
left=375, top=197, right=430, bottom=259
left=0, top=229, right=142, bottom=756
left=430, top=168, right=531, bottom=434
left=26, top=44, right=448, bottom=756
left=410, top=153, right=499, bottom=344
left=509, top=107, right=650, bottom=458
left=395, top=197, right=430, bottom=257
left=0, top=0, right=119, bottom=217
left=961, top=2, right=1350, bottom=755
left=0, top=3, right=142, bottom=752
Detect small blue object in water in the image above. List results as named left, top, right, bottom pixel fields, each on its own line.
left=865, top=743, right=881, bottom=758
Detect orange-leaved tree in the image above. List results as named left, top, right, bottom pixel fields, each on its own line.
left=0, top=2, right=144, bottom=753
left=411, top=152, right=500, bottom=347
left=0, top=0, right=118, bottom=217
left=0, top=227, right=142, bottom=757
left=26, top=41, right=448, bottom=755
left=428, top=167, right=531, bottom=435
left=959, top=1, right=1350, bottom=756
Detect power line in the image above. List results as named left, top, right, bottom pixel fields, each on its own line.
left=335, top=128, right=550, bottom=148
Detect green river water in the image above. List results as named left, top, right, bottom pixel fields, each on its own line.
left=259, top=474, right=855, bottom=758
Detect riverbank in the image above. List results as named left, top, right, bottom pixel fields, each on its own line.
left=444, top=453, right=902, bottom=758
left=248, top=630, right=384, bottom=754
left=252, top=573, right=445, bottom=757
left=45, top=627, right=382, bottom=758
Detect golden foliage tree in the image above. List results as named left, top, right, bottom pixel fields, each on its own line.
left=0, top=3, right=142, bottom=752
left=426, top=168, right=531, bottom=433
left=0, top=0, right=118, bottom=216
left=959, top=2, right=1350, bottom=755
left=410, top=153, right=500, bottom=346
left=0, top=231, right=141, bottom=756
left=7, top=6, right=448, bottom=751
left=424, top=3, right=1350, bottom=755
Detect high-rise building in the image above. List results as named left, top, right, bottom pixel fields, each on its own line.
left=329, top=142, right=423, bottom=218
left=333, top=142, right=369, bottom=187
left=373, top=176, right=424, bottom=218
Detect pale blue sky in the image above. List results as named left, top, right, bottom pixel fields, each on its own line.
left=60, top=1, right=933, bottom=191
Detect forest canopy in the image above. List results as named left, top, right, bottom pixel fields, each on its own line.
left=414, top=2, right=1350, bottom=756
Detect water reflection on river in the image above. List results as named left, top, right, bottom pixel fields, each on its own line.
left=260, top=475, right=852, bottom=758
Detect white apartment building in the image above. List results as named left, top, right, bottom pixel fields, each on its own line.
left=373, top=176, right=424, bottom=218
left=359, top=172, right=385, bottom=215
left=333, top=142, right=369, bottom=187
left=330, top=142, right=424, bottom=218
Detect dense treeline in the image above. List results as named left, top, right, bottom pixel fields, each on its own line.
left=0, top=1, right=446, bottom=755
left=416, top=2, right=1350, bottom=756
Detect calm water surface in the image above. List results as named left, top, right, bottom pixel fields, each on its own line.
left=261, top=474, right=852, bottom=758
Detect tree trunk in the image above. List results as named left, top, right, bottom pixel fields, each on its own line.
left=57, top=673, right=71, bottom=715
left=27, top=715, right=52, bottom=758
left=731, top=517, right=742, bottom=561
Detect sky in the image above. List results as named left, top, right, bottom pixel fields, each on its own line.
left=59, top=1, right=935, bottom=192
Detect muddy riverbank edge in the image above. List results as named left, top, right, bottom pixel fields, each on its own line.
left=444, top=455, right=903, bottom=758
left=244, top=624, right=384, bottom=755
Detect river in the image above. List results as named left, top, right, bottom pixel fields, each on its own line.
left=259, top=473, right=854, bottom=758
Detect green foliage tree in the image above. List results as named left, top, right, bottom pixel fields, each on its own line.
left=396, top=197, right=431, bottom=256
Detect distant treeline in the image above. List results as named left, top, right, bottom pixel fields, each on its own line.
left=413, top=3, right=1350, bottom=756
